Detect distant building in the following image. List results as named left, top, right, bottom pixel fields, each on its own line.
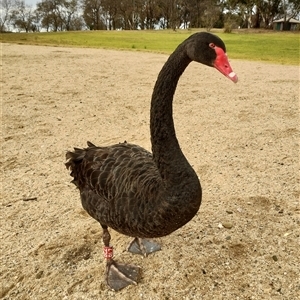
left=273, top=18, right=300, bottom=31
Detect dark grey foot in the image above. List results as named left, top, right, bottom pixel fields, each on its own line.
left=106, top=260, right=141, bottom=291
left=127, top=238, right=161, bottom=257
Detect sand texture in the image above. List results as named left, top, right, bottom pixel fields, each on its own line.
left=1, top=43, right=299, bottom=299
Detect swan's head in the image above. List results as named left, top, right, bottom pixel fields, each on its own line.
left=186, top=32, right=238, bottom=83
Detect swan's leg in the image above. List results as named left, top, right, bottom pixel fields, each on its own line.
left=101, top=224, right=141, bottom=291
left=127, top=238, right=161, bottom=257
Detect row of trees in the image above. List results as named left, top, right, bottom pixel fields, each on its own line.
left=1, top=0, right=299, bottom=32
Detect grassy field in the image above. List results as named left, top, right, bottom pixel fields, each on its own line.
left=1, top=29, right=299, bottom=65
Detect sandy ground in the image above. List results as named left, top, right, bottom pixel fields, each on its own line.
left=1, top=42, right=299, bottom=300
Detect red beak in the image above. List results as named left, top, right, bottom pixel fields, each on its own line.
left=213, top=46, right=238, bottom=83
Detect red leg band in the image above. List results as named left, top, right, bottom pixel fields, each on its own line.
left=104, top=246, right=113, bottom=259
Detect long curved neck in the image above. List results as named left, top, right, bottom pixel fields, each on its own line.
left=150, top=43, right=195, bottom=187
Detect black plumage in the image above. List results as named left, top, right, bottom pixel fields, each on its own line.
left=65, top=32, right=237, bottom=291
left=66, top=141, right=200, bottom=238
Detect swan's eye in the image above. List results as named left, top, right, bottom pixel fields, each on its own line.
left=209, top=43, right=215, bottom=49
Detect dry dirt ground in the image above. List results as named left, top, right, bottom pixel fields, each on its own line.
left=1, top=43, right=299, bottom=300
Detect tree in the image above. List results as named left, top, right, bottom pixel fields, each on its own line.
left=11, top=0, right=35, bottom=32
left=255, top=0, right=281, bottom=28
left=221, top=0, right=299, bottom=29
left=117, top=0, right=137, bottom=30
left=60, top=0, right=81, bottom=30
left=201, top=0, right=221, bottom=30
left=101, top=0, right=119, bottom=30
left=36, top=0, right=52, bottom=31
left=156, top=0, right=180, bottom=30
left=232, top=0, right=255, bottom=28
left=187, top=0, right=206, bottom=28
left=0, top=0, right=15, bottom=31
left=139, top=0, right=161, bottom=29
left=36, top=0, right=82, bottom=31
left=279, top=0, right=300, bottom=29
left=36, top=0, right=64, bottom=31
left=82, top=0, right=105, bottom=30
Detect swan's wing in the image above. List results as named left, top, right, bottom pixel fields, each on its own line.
left=66, top=142, right=163, bottom=233
left=66, top=142, right=158, bottom=194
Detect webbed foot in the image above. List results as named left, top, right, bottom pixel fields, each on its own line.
left=127, top=238, right=161, bottom=257
left=106, top=260, right=141, bottom=291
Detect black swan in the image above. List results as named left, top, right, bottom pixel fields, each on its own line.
left=65, top=32, right=237, bottom=291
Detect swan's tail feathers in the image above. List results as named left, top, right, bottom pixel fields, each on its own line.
left=65, top=141, right=96, bottom=187
left=65, top=141, right=95, bottom=170
left=65, top=148, right=84, bottom=187
left=65, top=147, right=86, bottom=168
left=87, top=141, right=97, bottom=147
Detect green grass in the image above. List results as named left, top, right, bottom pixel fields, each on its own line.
left=1, top=29, right=299, bottom=65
